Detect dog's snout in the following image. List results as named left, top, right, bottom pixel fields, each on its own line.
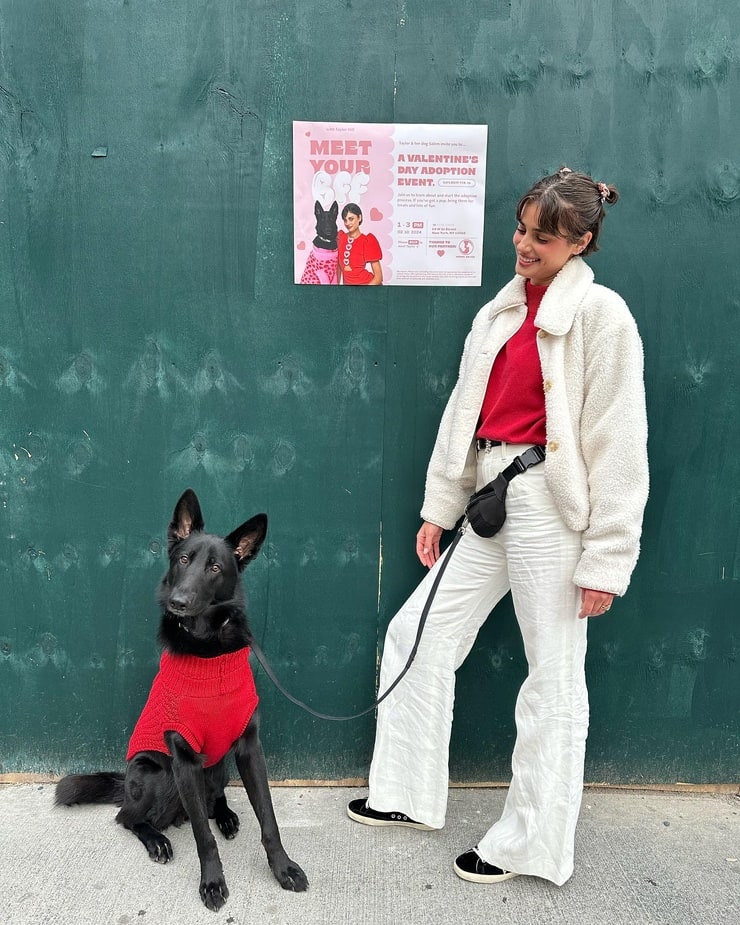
left=168, top=594, right=189, bottom=613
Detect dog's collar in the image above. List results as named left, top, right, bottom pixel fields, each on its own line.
left=315, top=234, right=335, bottom=245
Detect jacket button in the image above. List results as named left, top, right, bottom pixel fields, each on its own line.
left=544, top=380, right=552, bottom=391
left=548, top=440, right=559, bottom=452
left=538, top=330, right=548, bottom=339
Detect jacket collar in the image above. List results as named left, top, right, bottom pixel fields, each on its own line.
left=487, top=257, right=595, bottom=335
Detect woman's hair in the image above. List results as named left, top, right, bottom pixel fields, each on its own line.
left=341, top=203, right=363, bottom=221
left=516, top=167, right=619, bottom=255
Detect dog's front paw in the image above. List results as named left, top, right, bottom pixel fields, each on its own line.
left=214, top=805, right=240, bottom=840
left=200, top=876, right=229, bottom=911
left=270, top=857, right=309, bottom=892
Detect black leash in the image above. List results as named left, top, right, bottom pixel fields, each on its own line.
left=249, top=527, right=464, bottom=722
left=250, top=444, right=546, bottom=722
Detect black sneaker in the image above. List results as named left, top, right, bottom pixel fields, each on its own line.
left=453, top=848, right=519, bottom=883
left=346, top=798, right=434, bottom=830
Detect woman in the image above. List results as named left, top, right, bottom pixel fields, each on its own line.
left=347, top=168, right=649, bottom=886
left=338, top=203, right=383, bottom=285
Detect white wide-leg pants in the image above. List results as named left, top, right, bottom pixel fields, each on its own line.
left=367, top=444, right=589, bottom=886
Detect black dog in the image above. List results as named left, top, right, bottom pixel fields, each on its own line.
left=56, top=489, right=308, bottom=911
left=299, top=199, right=339, bottom=284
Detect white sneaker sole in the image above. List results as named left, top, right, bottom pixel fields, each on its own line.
left=346, top=805, right=435, bottom=830
left=453, top=859, right=520, bottom=883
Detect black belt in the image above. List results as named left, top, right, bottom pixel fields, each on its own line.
left=476, top=438, right=502, bottom=450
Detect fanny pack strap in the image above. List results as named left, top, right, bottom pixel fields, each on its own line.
left=498, top=444, right=546, bottom=482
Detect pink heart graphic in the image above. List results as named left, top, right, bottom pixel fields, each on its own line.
left=437, top=249, right=445, bottom=257
left=369, top=208, right=383, bottom=221
left=297, top=241, right=306, bottom=250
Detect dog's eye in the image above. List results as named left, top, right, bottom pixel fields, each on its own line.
left=210, top=564, right=221, bottom=573
left=179, top=555, right=188, bottom=565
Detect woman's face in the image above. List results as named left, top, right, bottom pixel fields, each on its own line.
left=343, top=211, right=362, bottom=237
left=513, top=202, right=591, bottom=287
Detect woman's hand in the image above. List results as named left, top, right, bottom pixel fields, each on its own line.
left=416, top=522, right=443, bottom=568
left=579, top=588, right=615, bottom=619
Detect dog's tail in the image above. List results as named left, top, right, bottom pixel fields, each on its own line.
left=55, top=772, right=126, bottom=807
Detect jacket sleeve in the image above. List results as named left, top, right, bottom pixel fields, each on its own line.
left=419, top=331, right=479, bottom=529
left=572, top=302, right=649, bottom=595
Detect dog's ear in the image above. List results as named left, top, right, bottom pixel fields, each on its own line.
left=329, top=200, right=338, bottom=219
left=314, top=200, right=322, bottom=217
left=225, top=513, right=267, bottom=570
left=168, top=489, right=205, bottom=548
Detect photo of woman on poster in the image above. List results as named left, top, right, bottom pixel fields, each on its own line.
left=338, top=203, right=383, bottom=285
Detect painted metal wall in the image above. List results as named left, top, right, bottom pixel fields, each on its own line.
left=1, top=0, right=738, bottom=783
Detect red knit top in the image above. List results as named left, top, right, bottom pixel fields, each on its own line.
left=338, top=230, right=382, bottom=285
left=126, top=647, right=258, bottom=768
left=476, top=281, right=548, bottom=445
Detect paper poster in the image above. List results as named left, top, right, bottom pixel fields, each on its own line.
left=293, top=122, right=488, bottom=287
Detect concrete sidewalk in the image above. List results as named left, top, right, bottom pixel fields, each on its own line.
left=1, top=784, right=738, bottom=925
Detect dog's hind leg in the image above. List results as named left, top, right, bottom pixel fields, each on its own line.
left=129, top=821, right=174, bottom=863
left=212, top=794, right=240, bottom=839
left=116, top=756, right=177, bottom=863
left=205, top=764, right=240, bottom=840
left=234, top=713, right=308, bottom=892
left=164, top=731, right=229, bottom=911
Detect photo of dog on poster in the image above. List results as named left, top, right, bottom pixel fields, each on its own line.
left=299, top=200, right=339, bottom=285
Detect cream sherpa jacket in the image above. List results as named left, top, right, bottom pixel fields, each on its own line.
left=420, top=257, right=649, bottom=596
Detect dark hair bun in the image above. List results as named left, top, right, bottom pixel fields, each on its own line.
left=603, top=184, right=619, bottom=205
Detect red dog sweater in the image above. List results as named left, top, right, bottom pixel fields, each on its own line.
left=126, top=647, right=258, bottom=768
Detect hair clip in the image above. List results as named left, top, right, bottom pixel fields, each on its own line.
left=597, top=182, right=609, bottom=202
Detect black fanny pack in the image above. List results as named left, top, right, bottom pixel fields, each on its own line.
left=465, top=444, right=546, bottom=537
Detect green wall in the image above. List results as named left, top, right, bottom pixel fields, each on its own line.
left=1, top=0, right=738, bottom=783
